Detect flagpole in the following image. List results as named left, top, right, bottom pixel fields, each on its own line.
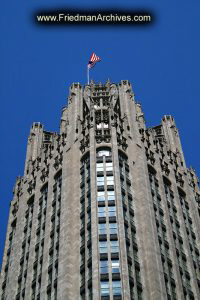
left=87, top=66, right=89, bottom=85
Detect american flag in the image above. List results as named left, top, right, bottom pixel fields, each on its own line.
left=88, top=52, right=101, bottom=69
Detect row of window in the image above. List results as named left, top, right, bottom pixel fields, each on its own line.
left=101, top=281, right=121, bottom=296
left=80, top=157, right=92, bottom=300
left=98, top=207, right=116, bottom=218
left=150, top=173, right=177, bottom=299
left=119, top=154, right=142, bottom=300
left=99, top=223, right=118, bottom=235
left=16, top=200, right=34, bottom=300
left=96, top=151, right=122, bottom=299
left=96, top=162, right=113, bottom=172
left=1, top=223, right=16, bottom=300
left=99, top=241, right=119, bottom=254
left=97, top=191, right=115, bottom=202
left=97, top=176, right=114, bottom=186
left=32, top=185, right=48, bottom=300
left=47, top=174, right=62, bottom=300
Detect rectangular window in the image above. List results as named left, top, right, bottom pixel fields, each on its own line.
left=86, top=169, right=90, bottom=181
left=81, top=272, right=85, bottom=286
left=49, top=252, right=53, bottom=264
left=109, top=223, right=117, bottom=234
left=88, top=265, right=92, bottom=280
left=81, top=202, right=85, bottom=212
left=127, top=184, right=131, bottom=192
left=100, top=260, right=108, bottom=274
left=112, top=260, right=120, bottom=273
left=107, top=191, right=115, bottom=201
left=122, top=193, right=126, bottom=202
left=88, top=211, right=91, bottom=223
left=101, top=281, right=109, bottom=296
left=96, top=163, right=104, bottom=172
left=111, top=241, right=119, bottom=253
left=99, top=241, right=107, bottom=253
left=125, top=169, right=129, bottom=178
left=32, top=286, right=36, bottom=300
left=97, top=150, right=110, bottom=157
left=97, top=176, right=104, bottom=186
left=97, top=191, right=105, bottom=202
left=99, top=223, right=107, bottom=235
left=97, top=123, right=103, bottom=129
left=135, top=268, right=141, bottom=283
left=107, top=176, right=114, bottom=186
left=81, top=186, right=85, bottom=196
left=81, top=253, right=85, bottom=265
left=108, top=207, right=116, bottom=217
left=48, top=271, right=52, bottom=284
left=112, top=281, right=121, bottom=295
left=47, top=292, right=51, bottom=300
left=98, top=207, right=106, bottom=218
left=106, top=162, right=113, bottom=171
left=81, top=235, right=85, bottom=247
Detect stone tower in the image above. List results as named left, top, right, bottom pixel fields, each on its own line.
left=0, top=80, right=199, bottom=300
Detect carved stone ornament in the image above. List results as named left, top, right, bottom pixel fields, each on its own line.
left=27, top=179, right=36, bottom=195
left=110, top=85, right=118, bottom=106
left=83, top=86, right=91, bottom=104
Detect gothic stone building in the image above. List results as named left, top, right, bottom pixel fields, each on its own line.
left=0, top=80, right=200, bottom=300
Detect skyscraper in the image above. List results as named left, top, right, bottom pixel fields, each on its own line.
left=0, top=80, right=199, bottom=300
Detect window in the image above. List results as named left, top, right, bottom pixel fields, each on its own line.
left=107, top=191, right=115, bottom=201
left=112, top=260, right=120, bottom=273
left=49, top=252, right=53, bottom=264
left=81, top=235, right=85, bottom=247
left=122, top=193, right=126, bottom=202
left=88, top=211, right=91, bottom=223
left=97, top=176, right=104, bottom=186
left=128, top=263, right=133, bottom=277
left=98, top=207, right=106, bottom=218
left=109, top=223, right=117, bottom=234
left=48, top=270, right=52, bottom=285
left=88, top=265, right=92, bottom=280
left=112, top=281, right=121, bottom=295
left=99, top=241, right=107, bottom=253
left=101, top=281, right=109, bottom=296
left=99, top=223, right=107, bottom=235
left=125, top=169, right=129, bottom=178
left=81, top=272, right=85, bottom=286
left=111, top=241, right=119, bottom=253
left=33, top=266, right=37, bottom=279
left=121, top=179, right=125, bottom=189
left=86, top=167, right=90, bottom=178
left=88, top=287, right=93, bottom=300
left=81, top=202, right=85, bottom=212
left=106, top=162, right=113, bottom=171
left=32, top=286, right=36, bottom=300
left=97, top=191, right=105, bottom=202
left=135, top=269, right=141, bottom=283
left=47, top=292, right=51, bottom=300
left=97, top=123, right=103, bottom=129
left=97, top=150, right=110, bottom=157
left=108, top=207, right=116, bottom=217
left=81, top=253, right=85, bottom=265
left=96, top=163, right=104, bottom=172
left=127, top=184, right=131, bottom=193
left=100, top=260, right=108, bottom=274
left=81, top=186, right=85, bottom=196
left=107, top=176, right=114, bottom=186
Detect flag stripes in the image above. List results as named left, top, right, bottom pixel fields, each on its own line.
left=88, top=52, right=101, bottom=69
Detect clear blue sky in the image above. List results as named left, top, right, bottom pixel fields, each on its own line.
left=1, top=0, right=200, bottom=266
